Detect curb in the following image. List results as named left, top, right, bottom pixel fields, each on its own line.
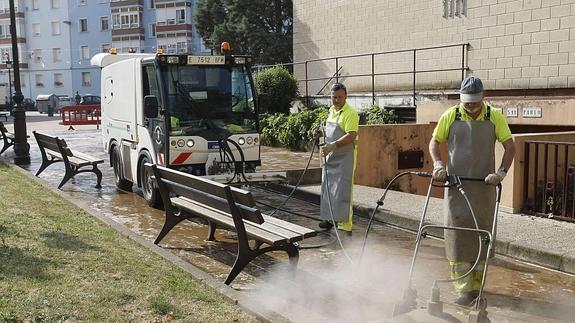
left=0, top=156, right=287, bottom=323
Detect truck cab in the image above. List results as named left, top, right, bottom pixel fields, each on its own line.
left=91, top=46, right=261, bottom=206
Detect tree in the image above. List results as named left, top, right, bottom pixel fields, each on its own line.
left=195, top=0, right=293, bottom=65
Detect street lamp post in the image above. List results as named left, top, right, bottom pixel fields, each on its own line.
left=5, top=60, right=11, bottom=113
left=9, top=0, right=29, bottom=165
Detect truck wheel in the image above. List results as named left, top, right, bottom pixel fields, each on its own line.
left=111, top=145, right=132, bottom=191
left=139, top=154, right=162, bottom=208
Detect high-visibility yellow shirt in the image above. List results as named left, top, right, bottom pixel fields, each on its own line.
left=327, top=102, right=359, bottom=143
left=432, top=102, right=513, bottom=143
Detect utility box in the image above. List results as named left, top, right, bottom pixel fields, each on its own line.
left=36, top=94, right=59, bottom=114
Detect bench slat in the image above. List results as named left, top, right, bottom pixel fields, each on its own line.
left=261, top=214, right=317, bottom=238
left=70, top=150, right=104, bottom=163
left=172, top=197, right=291, bottom=245
left=162, top=178, right=264, bottom=225
left=156, top=166, right=257, bottom=207
left=35, top=136, right=62, bottom=153
left=173, top=196, right=312, bottom=242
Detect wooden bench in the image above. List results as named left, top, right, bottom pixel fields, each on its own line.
left=0, top=121, right=14, bottom=154
left=147, top=163, right=317, bottom=285
left=0, top=112, right=8, bottom=121
left=33, top=131, right=104, bottom=189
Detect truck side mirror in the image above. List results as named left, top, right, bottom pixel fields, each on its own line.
left=144, top=95, right=159, bottom=118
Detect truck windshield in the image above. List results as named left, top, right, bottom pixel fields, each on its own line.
left=161, top=64, right=257, bottom=137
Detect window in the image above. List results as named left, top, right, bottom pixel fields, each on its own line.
left=51, top=0, right=60, bottom=9
left=0, top=24, right=9, bottom=38
left=32, top=0, right=39, bottom=10
left=32, top=23, right=40, bottom=36
left=35, top=74, right=44, bottom=87
left=443, top=0, right=466, bottom=18
left=149, top=23, right=156, bottom=37
left=32, top=49, right=42, bottom=62
left=101, top=43, right=111, bottom=53
left=52, top=48, right=62, bottom=62
left=79, top=18, right=88, bottom=32
left=177, top=42, right=187, bottom=53
left=79, top=0, right=87, bottom=5
left=112, top=13, right=140, bottom=29
left=176, top=9, right=185, bottom=24
left=100, top=17, right=109, bottom=31
left=51, top=22, right=61, bottom=35
left=80, top=45, right=90, bottom=59
left=1, top=48, right=10, bottom=63
left=54, top=73, right=63, bottom=87
left=149, top=0, right=155, bottom=9
left=82, top=72, right=91, bottom=86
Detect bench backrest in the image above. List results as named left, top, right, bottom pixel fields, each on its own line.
left=33, top=131, right=73, bottom=157
left=148, top=163, right=264, bottom=224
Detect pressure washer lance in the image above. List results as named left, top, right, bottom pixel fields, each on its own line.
left=359, top=171, right=434, bottom=262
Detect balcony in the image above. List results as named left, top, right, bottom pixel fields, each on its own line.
left=156, top=24, right=192, bottom=33
left=112, top=27, right=145, bottom=36
left=110, top=0, right=143, bottom=7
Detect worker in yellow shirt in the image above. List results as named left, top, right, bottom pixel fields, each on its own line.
left=319, top=83, right=359, bottom=234
left=429, top=76, right=515, bottom=306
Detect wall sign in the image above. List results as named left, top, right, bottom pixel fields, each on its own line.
left=522, top=107, right=542, bottom=118
left=506, top=107, right=518, bottom=118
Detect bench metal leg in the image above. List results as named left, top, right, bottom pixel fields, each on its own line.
left=92, top=165, right=102, bottom=188
left=70, top=165, right=103, bottom=189
left=206, top=221, right=217, bottom=241
left=224, top=242, right=300, bottom=285
left=0, top=139, right=12, bottom=155
left=58, top=168, right=75, bottom=189
left=35, top=158, right=61, bottom=177
left=155, top=210, right=194, bottom=244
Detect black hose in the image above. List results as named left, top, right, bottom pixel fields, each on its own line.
left=267, top=141, right=317, bottom=217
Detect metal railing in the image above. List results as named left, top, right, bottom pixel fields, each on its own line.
left=523, top=140, right=575, bottom=222
left=254, top=43, right=469, bottom=107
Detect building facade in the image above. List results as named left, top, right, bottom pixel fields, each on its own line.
left=0, top=0, right=208, bottom=104
left=293, top=0, right=575, bottom=95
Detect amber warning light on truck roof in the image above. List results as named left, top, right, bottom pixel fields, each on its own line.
left=221, top=42, right=231, bottom=52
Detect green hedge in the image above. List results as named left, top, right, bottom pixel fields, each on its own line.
left=259, top=104, right=397, bottom=150
left=260, top=108, right=328, bottom=150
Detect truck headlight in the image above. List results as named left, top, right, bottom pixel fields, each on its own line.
left=238, top=137, right=245, bottom=145
left=246, top=137, right=253, bottom=145
left=186, top=139, right=195, bottom=147
left=177, top=139, right=185, bottom=147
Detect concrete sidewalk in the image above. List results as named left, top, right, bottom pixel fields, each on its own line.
left=297, top=183, right=575, bottom=275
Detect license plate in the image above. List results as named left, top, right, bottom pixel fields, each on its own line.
left=187, top=56, right=225, bottom=65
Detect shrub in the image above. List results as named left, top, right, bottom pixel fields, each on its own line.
left=254, top=66, right=299, bottom=115
left=363, top=104, right=399, bottom=125
left=260, top=108, right=328, bottom=150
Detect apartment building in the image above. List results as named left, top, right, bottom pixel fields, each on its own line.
left=0, top=0, right=207, bottom=102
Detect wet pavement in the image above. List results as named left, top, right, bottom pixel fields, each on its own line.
left=2, top=112, right=575, bottom=322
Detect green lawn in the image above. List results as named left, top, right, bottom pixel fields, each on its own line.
left=0, top=164, right=256, bottom=322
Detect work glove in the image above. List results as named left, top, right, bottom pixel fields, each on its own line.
left=313, top=128, right=324, bottom=140
left=321, top=142, right=336, bottom=157
left=485, top=169, right=506, bottom=185
left=432, top=160, right=448, bottom=183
